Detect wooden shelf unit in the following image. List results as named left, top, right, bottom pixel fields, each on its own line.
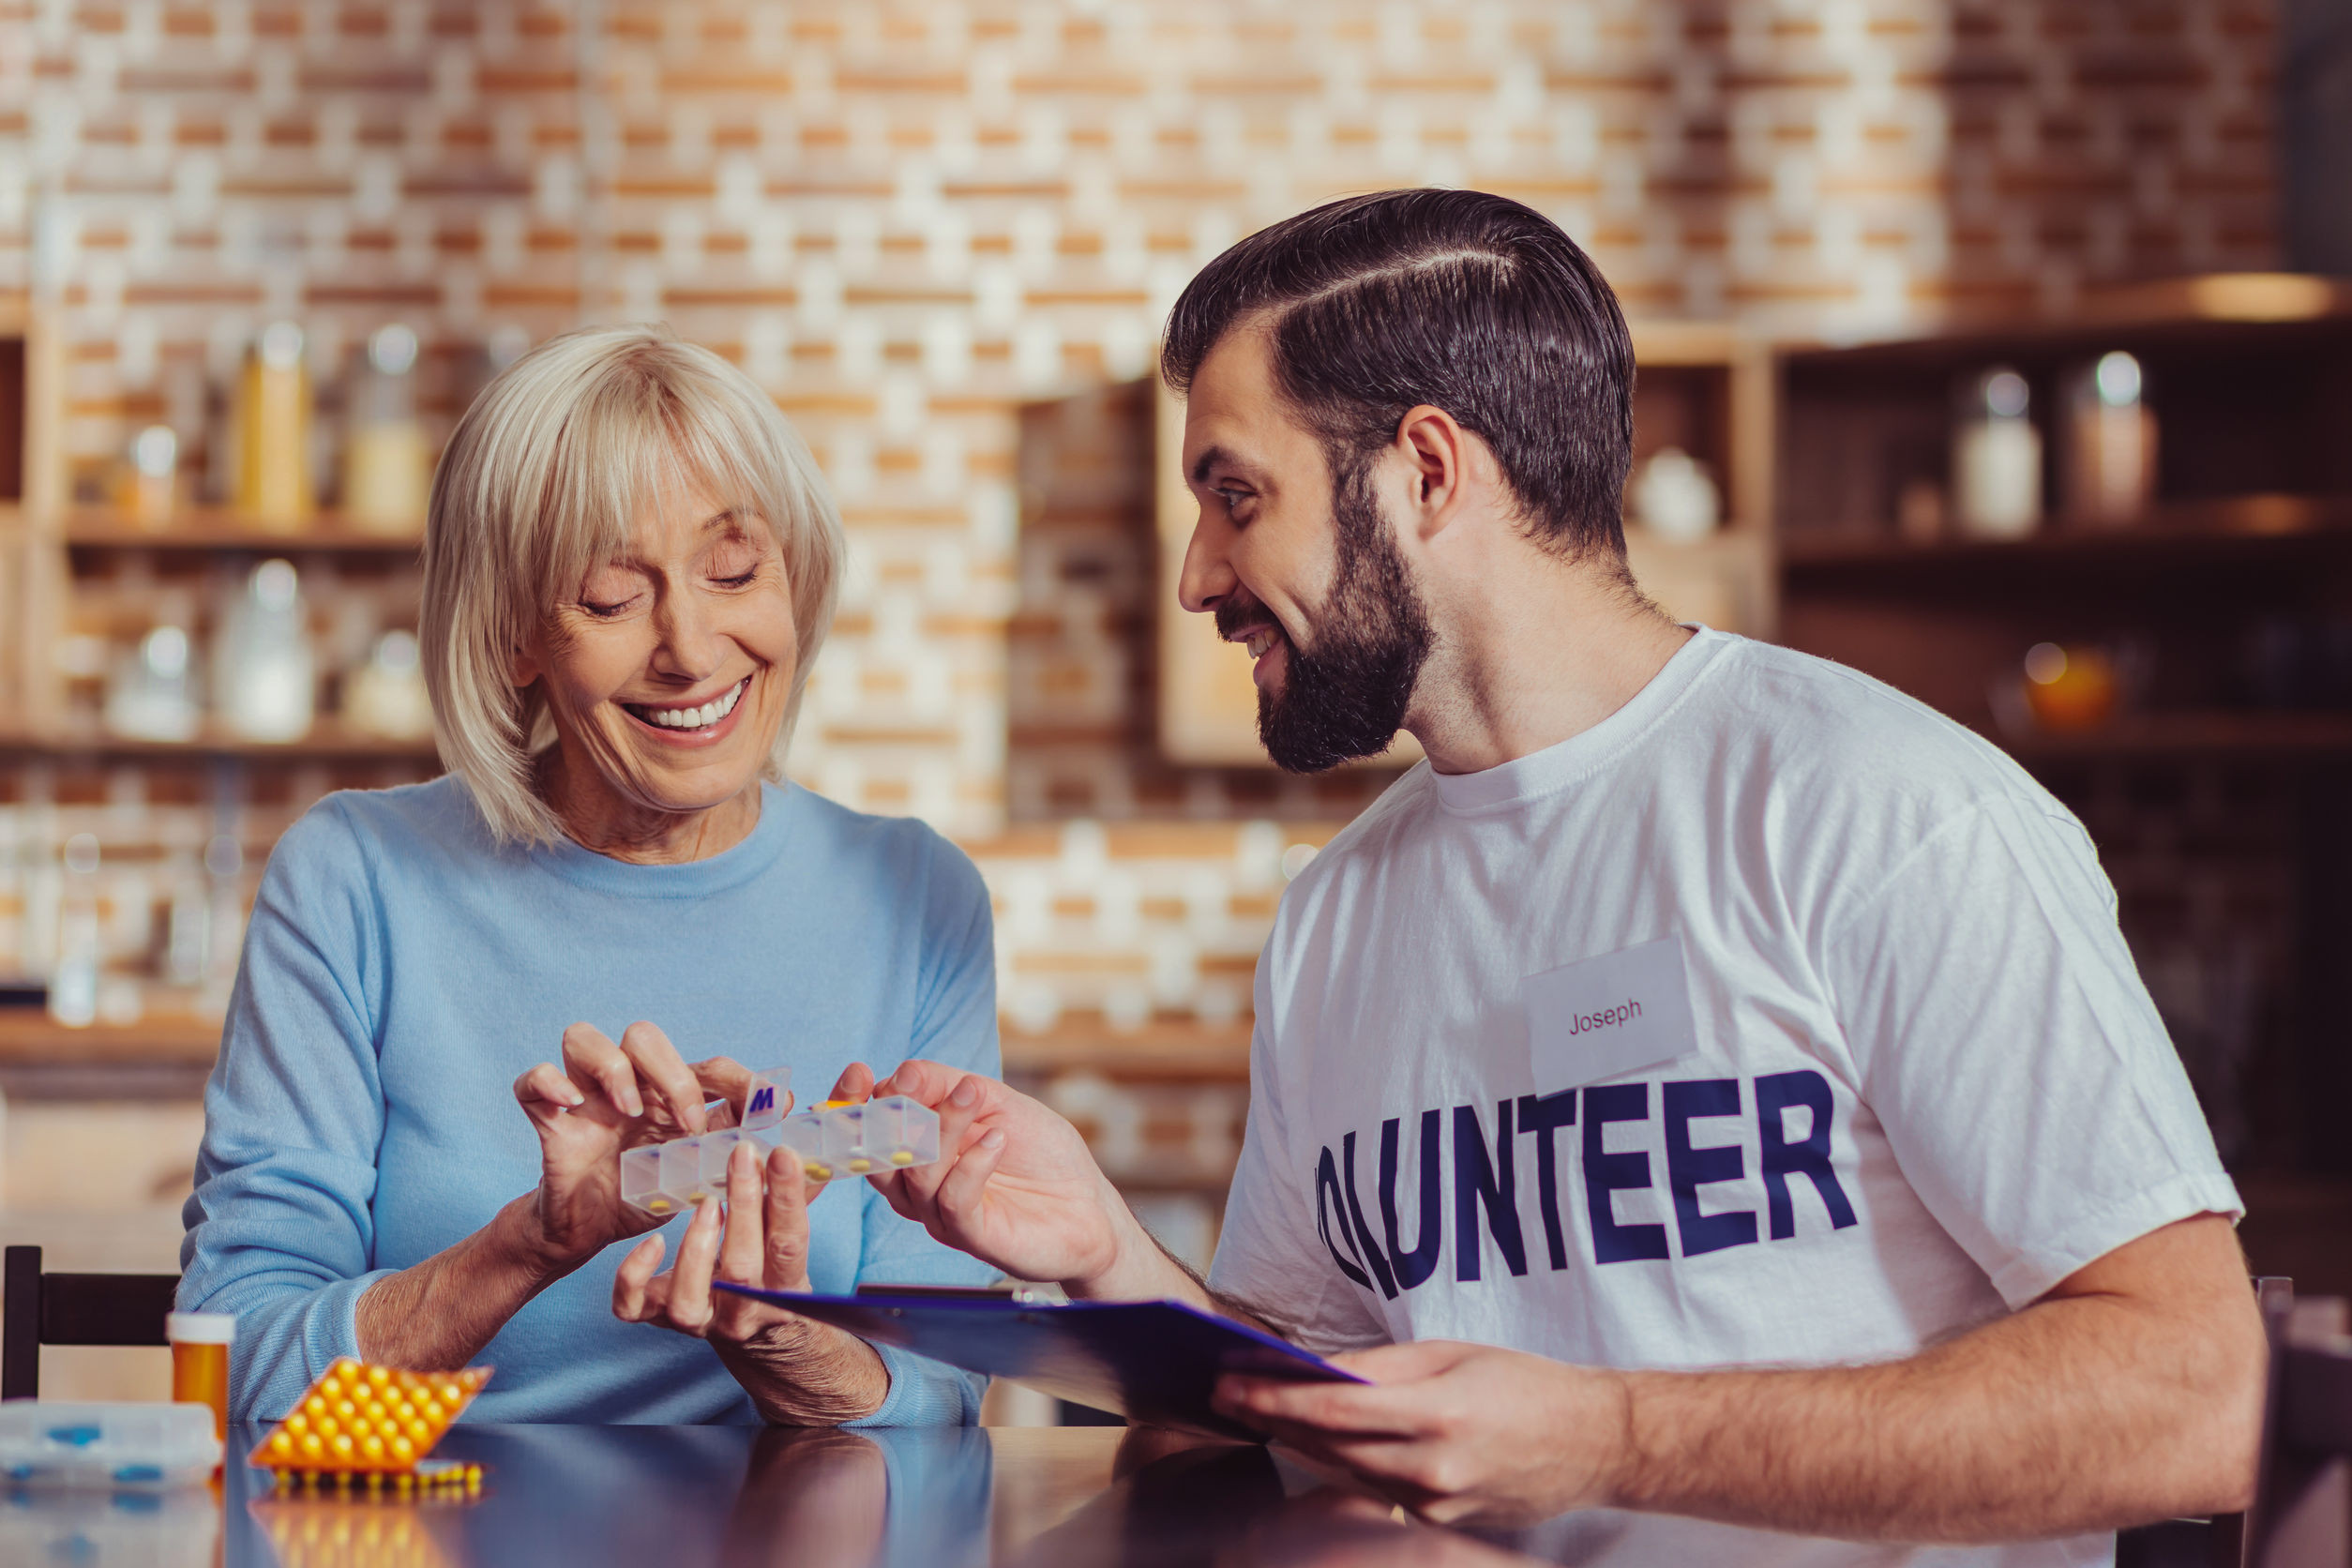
left=1772, top=274, right=2352, bottom=1178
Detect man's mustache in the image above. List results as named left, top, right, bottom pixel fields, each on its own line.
left=1215, top=593, right=1282, bottom=644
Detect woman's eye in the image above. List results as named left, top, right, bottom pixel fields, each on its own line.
left=578, top=596, right=636, bottom=619
left=714, top=568, right=760, bottom=588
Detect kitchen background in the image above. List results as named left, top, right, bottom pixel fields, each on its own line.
left=3, top=0, right=2348, bottom=1412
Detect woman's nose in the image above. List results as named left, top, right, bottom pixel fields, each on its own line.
left=650, top=588, right=729, bottom=680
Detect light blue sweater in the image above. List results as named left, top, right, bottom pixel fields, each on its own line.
left=178, top=776, right=998, bottom=1425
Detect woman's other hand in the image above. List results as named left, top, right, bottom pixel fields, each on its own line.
left=511, top=1020, right=773, bottom=1271
left=861, top=1060, right=1169, bottom=1299
left=610, top=1136, right=888, bottom=1424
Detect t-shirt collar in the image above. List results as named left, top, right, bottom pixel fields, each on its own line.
left=1426, top=626, right=1730, bottom=814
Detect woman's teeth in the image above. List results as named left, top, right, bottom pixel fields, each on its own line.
left=633, top=678, right=747, bottom=731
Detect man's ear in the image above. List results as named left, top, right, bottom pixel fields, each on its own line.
left=1394, top=404, right=1471, bottom=542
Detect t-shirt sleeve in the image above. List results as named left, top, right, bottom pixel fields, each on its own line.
left=177, top=800, right=397, bottom=1421
left=1823, top=793, right=2241, bottom=1309
left=1206, top=961, right=1391, bottom=1353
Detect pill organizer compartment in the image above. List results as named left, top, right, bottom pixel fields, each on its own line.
left=0, top=1401, right=222, bottom=1490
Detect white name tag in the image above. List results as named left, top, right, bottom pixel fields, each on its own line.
left=1522, top=933, right=1700, bottom=1088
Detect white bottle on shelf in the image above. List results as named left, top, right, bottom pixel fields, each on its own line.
left=214, top=559, right=317, bottom=743
left=1952, top=368, right=2043, bottom=539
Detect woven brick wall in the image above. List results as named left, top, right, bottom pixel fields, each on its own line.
left=0, top=0, right=2285, bottom=1054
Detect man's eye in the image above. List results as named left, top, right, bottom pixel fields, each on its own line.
left=1217, top=487, right=1254, bottom=513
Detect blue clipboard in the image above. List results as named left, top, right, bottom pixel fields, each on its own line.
left=715, top=1284, right=1365, bottom=1438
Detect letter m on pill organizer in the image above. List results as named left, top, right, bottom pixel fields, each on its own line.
left=620, top=1067, right=944, bottom=1216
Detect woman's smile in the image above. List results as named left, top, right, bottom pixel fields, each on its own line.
left=619, top=673, right=754, bottom=743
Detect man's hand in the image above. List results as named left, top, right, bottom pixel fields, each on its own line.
left=1214, top=1341, right=1622, bottom=1528
left=862, top=1060, right=1188, bottom=1301
left=511, top=1020, right=758, bottom=1273
left=1214, top=1215, right=2264, bottom=1541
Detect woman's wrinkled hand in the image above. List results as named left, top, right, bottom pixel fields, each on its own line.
left=510, top=1019, right=777, bottom=1272
left=608, top=1062, right=889, bottom=1425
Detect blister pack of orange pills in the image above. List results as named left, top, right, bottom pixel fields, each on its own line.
left=250, top=1358, right=490, bottom=1481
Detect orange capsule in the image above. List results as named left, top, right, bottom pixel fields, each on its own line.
left=439, top=1382, right=463, bottom=1405
left=304, top=1395, right=327, bottom=1417
left=299, top=1433, right=324, bottom=1457
left=391, top=1435, right=415, bottom=1460
left=366, top=1365, right=391, bottom=1389
left=332, top=1433, right=354, bottom=1455
left=268, top=1432, right=294, bottom=1455
left=284, top=1413, right=309, bottom=1435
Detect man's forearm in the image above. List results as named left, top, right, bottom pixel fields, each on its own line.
left=355, top=1195, right=571, bottom=1369
left=1610, top=1285, right=2264, bottom=1539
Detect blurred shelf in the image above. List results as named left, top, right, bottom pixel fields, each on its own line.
left=59, top=508, right=425, bottom=553
left=1780, top=273, right=2352, bottom=370
left=1001, top=1014, right=1251, bottom=1082
left=0, top=1011, right=220, bottom=1064
left=1993, top=712, right=2352, bottom=761
left=0, top=721, right=441, bottom=761
left=1782, top=495, right=2352, bottom=577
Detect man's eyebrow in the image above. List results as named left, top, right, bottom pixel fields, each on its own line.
left=1191, top=445, right=1254, bottom=486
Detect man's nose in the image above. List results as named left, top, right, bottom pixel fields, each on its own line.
left=1176, top=507, right=1239, bottom=616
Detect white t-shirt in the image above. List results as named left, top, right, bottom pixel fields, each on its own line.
left=1209, top=629, right=2237, bottom=1556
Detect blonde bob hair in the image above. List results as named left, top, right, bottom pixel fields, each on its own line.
left=421, top=324, right=845, bottom=845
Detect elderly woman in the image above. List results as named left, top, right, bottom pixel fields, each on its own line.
left=178, top=325, right=997, bottom=1425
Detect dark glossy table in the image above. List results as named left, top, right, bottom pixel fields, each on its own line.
left=0, top=1421, right=2137, bottom=1567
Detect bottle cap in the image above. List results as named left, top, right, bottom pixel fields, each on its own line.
left=166, top=1311, right=235, bottom=1345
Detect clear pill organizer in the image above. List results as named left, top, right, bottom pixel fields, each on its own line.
left=0, top=1402, right=222, bottom=1489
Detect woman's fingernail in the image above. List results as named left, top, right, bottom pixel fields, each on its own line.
left=951, top=1078, right=978, bottom=1108
left=981, top=1129, right=1005, bottom=1151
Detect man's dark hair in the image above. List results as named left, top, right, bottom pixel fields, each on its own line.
left=1161, top=188, right=1636, bottom=558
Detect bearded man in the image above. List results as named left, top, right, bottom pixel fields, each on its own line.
left=861, top=189, right=2264, bottom=1559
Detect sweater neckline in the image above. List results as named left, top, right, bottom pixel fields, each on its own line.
left=530, top=781, right=798, bottom=897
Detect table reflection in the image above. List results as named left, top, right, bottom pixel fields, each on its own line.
left=0, top=1422, right=2089, bottom=1568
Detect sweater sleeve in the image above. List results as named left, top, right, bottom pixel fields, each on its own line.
left=177, top=799, right=397, bottom=1421
left=845, top=832, right=999, bottom=1426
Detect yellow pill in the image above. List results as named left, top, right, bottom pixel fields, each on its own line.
left=890, top=1150, right=915, bottom=1166
left=392, top=1435, right=415, bottom=1459
left=304, top=1395, right=327, bottom=1417
left=269, top=1432, right=294, bottom=1455
left=362, top=1435, right=384, bottom=1458
left=300, top=1434, right=324, bottom=1457
left=848, top=1158, right=872, bottom=1173
left=648, top=1198, right=671, bottom=1213
left=336, top=1398, right=357, bottom=1419
left=438, top=1382, right=462, bottom=1405
left=405, top=1420, right=430, bottom=1444
left=366, top=1365, right=390, bottom=1389
left=805, top=1162, right=831, bottom=1180
left=332, top=1433, right=354, bottom=1455
left=284, top=1412, right=309, bottom=1435
left=421, top=1400, right=445, bottom=1423
left=318, top=1416, right=339, bottom=1439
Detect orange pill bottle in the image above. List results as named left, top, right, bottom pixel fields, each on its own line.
left=166, top=1310, right=234, bottom=1440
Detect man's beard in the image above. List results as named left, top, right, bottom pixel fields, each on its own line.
left=1216, top=466, right=1434, bottom=774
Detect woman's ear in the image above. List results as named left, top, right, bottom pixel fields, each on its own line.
left=509, top=633, right=542, bottom=690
